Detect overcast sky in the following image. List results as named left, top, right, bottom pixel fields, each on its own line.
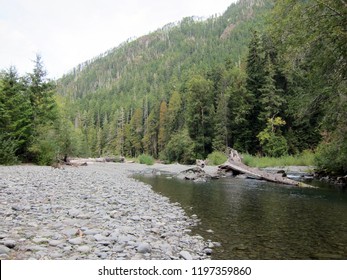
left=0, top=0, right=236, bottom=79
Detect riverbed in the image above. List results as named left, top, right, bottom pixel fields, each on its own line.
left=0, top=163, right=210, bottom=260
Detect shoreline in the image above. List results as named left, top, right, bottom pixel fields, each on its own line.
left=0, top=163, right=212, bottom=260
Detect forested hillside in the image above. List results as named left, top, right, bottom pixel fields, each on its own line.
left=1, top=0, right=346, bottom=175
left=57, top=0, right=272, bottom=160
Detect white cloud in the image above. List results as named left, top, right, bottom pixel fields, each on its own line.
left=0, top=0, right=236, bottom=79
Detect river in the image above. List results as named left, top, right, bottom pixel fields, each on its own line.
left=136, top=174, right=347, bottom=259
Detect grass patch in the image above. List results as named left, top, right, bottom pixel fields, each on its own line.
left=138, top=154, right=155, bottom=165
left=242, top=150, right=315, bottom=168
left=207, top=151, right=228, bottom=165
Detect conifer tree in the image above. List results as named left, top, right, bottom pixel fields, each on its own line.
left=158, top=101, right=168, bottom=152
left=0, top=67, right=32, bottom=163
left=186, top=75, right=214, bottom=158
left=166, top=91, right=182, bottom=135
left=258, top=55, right=285, bottom=123
left=213, top=92, right=228, bottom=152
left=129, top=107, right=143, bottom=157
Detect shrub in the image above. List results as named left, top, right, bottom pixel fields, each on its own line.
left=207, top=151, right=227, bottom=165
left=315, top=135, right=347, bottom=175
left=160, top=129, right=195, bottom=164
left=28, top=125, right=60, bottom=165
left=0, top=135, right=19, bottom=165
left=138, top=154, right=154, bottom=165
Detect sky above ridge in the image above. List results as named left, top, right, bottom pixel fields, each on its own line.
left=0, top=0, right=236, bottom=79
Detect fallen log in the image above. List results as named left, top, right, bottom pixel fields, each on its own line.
left=219, top=149, right=316, bottom=188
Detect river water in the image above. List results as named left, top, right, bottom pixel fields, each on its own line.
left=136, top=174, right=347, bottom=259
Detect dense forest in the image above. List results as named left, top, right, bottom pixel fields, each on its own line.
left=1, top=0, right=346, bottom=175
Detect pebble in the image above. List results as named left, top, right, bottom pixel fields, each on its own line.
left=0, top=164, right=211, bottom=260
left=137, top=243, right=152, bottom=254
left=76, top=245, right=91, bottom=253
left=0, top=245, right=11, bottom=254
left=3, top=240, right=16, bottom=249
left=179, top=250, right=193, bottom=260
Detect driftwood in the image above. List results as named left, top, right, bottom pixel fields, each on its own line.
left=219, top=149, right=316, bottom=188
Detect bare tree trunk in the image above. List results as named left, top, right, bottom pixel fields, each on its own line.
left=219, top=149, right=316, bottom=188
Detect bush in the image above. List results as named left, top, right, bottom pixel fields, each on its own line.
left=160, top=129, right=195, bottom=164
left=28, top=125, right=60, bottom=165
left=315, top=134, right=347, bottom=175
left=138, top=154, right=154, bottom=165
left=0, top=135, right=19, bottom=165
left=207, top=151, right=227, bottom=165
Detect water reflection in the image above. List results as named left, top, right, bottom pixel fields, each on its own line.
left=136, top=175, right=347, bottom=259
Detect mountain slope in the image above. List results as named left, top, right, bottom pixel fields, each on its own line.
left=57, top=0, right=273, bottom=158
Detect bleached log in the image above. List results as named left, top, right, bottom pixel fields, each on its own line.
left=219, top=149, right=316, bottom=188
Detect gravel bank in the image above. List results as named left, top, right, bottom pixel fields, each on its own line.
left=0, top=163, right=212, bottom=260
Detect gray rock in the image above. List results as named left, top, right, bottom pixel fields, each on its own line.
left=204, top=248, right=213, bottom=255
left=83, top=229, right=100, bottom=236
left=93, top=234, right=107, bottom=241
left=49, top=240, right=64, bottom=247
left=62, top=228, right=78, bottom=237
left=77, top=245, right=91, bottom=253
left=137, top=243, right=152, bottom=254
left=68, top=237, right=84, bottom=245
left=32, top=237, right=49, bottom=244
left=3, top=240, right=16, bottom=249
left=179, top=250, right=192, bottom=260
left=0, top=245, right=11, bottom=254
left=68, top=208, right=81, bottom=218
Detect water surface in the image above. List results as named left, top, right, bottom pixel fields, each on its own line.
left=136, top=174, right=347, bottom=259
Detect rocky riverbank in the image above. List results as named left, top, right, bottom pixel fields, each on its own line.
left=0, top=163, right=214, bottom=260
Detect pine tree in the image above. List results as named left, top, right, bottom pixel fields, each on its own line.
left=129, top=107, right=143, bottom=157
left=142, top=107, right=159, bottom=157
left=0, top=67, right=32, bottom=163
left=186, top=74, right=214, bottom=158
left=166, top=91, right=183, bottom=135
left=245, top=30, right=265, bottom=153
left=258, top=55, right=285, bottom=123
left=158, top=101, right=168, bottom=152
left=212, top=92, right=228, bottom=152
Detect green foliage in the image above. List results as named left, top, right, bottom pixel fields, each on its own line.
left=315, top=133, right=347, bottom=175
left=213, top=93, right=228, bottom=152
left=186, top=75, right=214, bottom=158
left=269, top=0, right=347, bottom=174
left=56, top=0, right=271, bottom=160
left=242, top=150, right=315, bottom=168
left=28, top=124, right=60, bottom=165
left=257, top=117, right=288, bottom=157
left=0, top=134, right=19, bottom=165
left=138, top=154, right=155, bottom=165
left=161, top=129, right=195, bottom=164
left=0, top=57, right=61, bottom=165
left=207, top=151, right=227, bottom=166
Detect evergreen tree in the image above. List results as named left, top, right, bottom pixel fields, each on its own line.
left=142, top=107, right=159, bottom=157
left=258, top=55, right=285, bottom=123
left=129, top=107, right=143, bottom=157
left=158, top=101, right=168, bottom=152
left=186, top=75, right=214, bottom=158
left=166, top=91, right=183, bottom=135
left=227, top=65, right=253, bottom=152
left=245, top=30, right=265, bottom=153
left=0, top=67, right=31, bottom=163
left=212, top=92, right=228, bottom=152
